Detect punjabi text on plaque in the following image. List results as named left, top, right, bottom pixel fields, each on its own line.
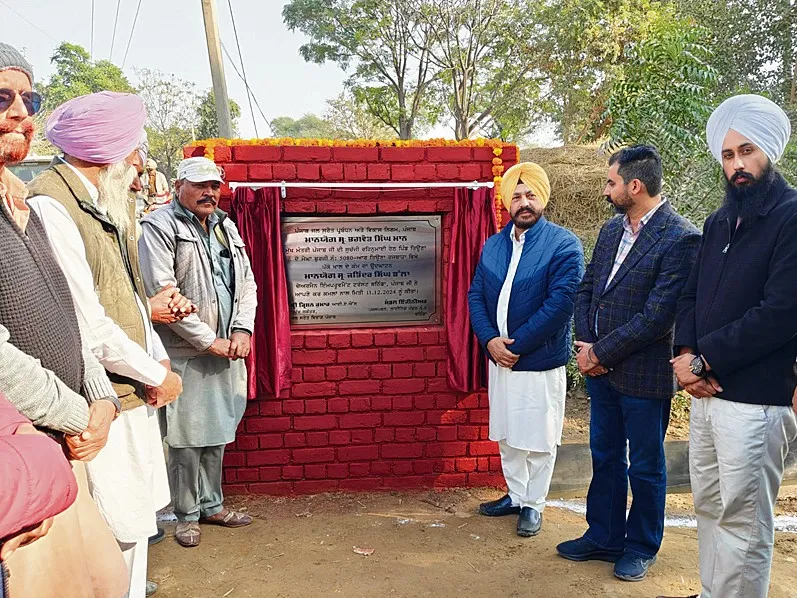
left=282, top=216, right=441, bottom=326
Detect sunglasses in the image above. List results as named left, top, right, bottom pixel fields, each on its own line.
left=0, top=89, right=42, bottom=116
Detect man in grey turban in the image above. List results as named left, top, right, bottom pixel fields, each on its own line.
left=664, top=95, right=797, bottom=598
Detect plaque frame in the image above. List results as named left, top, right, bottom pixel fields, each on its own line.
left=282, top=215, right=442, bottom=329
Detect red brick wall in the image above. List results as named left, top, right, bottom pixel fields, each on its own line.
left=184, top=141, right=518, bottom=495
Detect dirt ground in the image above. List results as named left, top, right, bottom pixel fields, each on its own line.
left=149, top=486, right=797, bottom=598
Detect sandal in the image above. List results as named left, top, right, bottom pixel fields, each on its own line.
left=174, top=521, right=201, bottom=547
left=199, top=509, right=252, bottom=528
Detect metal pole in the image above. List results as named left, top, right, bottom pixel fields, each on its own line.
left=201, top=0, right=233, bottom=138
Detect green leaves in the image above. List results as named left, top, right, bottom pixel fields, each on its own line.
left=603, top=8, right=722, bottom=222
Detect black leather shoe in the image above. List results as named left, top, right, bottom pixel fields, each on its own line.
left=148, top=527, right=165, bottom=546
left=516, top=507, right=542, bottom=537
left=478, top=494, right=520, bottom=517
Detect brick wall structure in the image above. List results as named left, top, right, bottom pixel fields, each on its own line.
left=183, top=140, right=518, bottom=495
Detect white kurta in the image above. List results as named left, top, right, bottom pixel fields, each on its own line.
left=28, top=162, right=170, bottom=545
left=488, top=225, right=567, bottom=453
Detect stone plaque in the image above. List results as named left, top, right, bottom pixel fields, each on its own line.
left=282, top=216, right=441, bottom=326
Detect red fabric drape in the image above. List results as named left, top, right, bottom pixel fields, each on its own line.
left=231, top=187, right=292, bottom=398
left=445, top=187, right=498, bottom=392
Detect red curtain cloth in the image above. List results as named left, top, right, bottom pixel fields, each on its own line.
left=445, top=187, right=497, bottom=392
left=231, top=187, right=292, bottom=399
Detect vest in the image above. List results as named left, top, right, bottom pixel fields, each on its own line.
left=28, top=162, right=150, bottom=410
left=0, top=206, right=84, bottom=395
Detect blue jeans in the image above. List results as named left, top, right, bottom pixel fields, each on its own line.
left=584, top=377, right=670, bottom=558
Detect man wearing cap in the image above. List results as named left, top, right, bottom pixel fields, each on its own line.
left=468, top=162, right=584, bottom=537
left=665, top=95, right=797, bottom=598
left=26, top=91, right=186, bottom=597
left=143, top=158, right=171, bottom=208
left=556, top=145, right=700, bottom=582
left=139, top=157, right=257, bottom=548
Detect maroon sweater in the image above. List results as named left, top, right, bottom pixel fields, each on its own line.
left=0, top=393, right=77, bottom=547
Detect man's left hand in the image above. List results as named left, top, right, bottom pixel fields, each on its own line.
left=670, top=353, right=703, bottom=387
left=228, top=331, right=251, bottom=360
left=149, top=285, right=197, bottom=325
left=575, top=341, right=607, bottom=376
left=65, top=400, right=116, bottom=461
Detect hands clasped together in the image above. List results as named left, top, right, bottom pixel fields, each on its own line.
left=669, top=352, right=723, bottom=399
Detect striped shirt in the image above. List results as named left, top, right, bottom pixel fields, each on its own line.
left=604, top=199, right=667, bottom=290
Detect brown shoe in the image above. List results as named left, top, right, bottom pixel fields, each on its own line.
left=199, top=508, right=253, bottom=528
left=174, top=521, right=201, bottom=547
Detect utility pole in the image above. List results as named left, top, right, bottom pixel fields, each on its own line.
left=201, top=0, right=233, bottom=138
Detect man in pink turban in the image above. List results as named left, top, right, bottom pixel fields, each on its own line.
left=26, top=91, right=186, bottom=598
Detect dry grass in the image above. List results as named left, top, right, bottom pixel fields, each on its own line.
left=520, top=145, right=613, bottom=243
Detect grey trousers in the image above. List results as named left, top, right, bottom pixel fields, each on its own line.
left=689, top=397, right=797, bottom=598
left=167, top=445, right=226, bottom=522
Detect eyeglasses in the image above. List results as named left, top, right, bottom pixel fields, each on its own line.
left=0, top=89, right=42, bottom=116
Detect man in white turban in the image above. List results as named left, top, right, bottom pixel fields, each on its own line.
left=666, top=95, right=797, bottom=598
left=26, top=92, right=187, bottom=598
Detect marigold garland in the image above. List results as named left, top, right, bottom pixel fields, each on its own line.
left=188, top=136, right=512, bottom=227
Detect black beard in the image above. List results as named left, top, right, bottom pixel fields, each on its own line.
left=511, top=207, right=540, bottom=230
left=723, top=164, right=776, bottom=223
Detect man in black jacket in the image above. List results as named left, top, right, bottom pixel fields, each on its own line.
left=670, top=94, right=797, bottom=598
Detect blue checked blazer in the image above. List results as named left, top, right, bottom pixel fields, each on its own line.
left=575, top=202, right=701, bottom=399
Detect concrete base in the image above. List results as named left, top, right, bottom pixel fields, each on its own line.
left=549, top=439, right=797, bottom=497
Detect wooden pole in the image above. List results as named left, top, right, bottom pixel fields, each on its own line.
left=201, top=0, right=233, bottom=138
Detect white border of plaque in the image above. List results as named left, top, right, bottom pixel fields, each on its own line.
left=282, top=215, right=442, bottom=328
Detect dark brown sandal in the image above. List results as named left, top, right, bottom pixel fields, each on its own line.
left=199, top=509, right=252, bottom=528
left=175, top=521, right=201, bottom=547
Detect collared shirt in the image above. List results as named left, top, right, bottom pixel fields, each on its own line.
left=0, top=167, right=30, bottom=232
left=496, top=224, right=527, bottom=338
left=27, top=158, right=168, bottom=387
left=604, top=199, right=667, bottom=289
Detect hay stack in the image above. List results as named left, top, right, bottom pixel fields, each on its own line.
left=519, top=146, right=612, bottom=243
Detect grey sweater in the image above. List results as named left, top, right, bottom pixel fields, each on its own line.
left=0, top=323, right=119, bottom=435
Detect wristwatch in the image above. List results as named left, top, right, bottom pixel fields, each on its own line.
left=689, top=354, right=707, bottom=378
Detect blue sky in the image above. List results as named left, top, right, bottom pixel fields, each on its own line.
left=2, top=0, right=346, bottom=137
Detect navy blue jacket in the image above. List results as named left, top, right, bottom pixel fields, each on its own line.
left=468, top=218, right=584, bottom=371
left=675, top=173, right=797, bottom=406
left=576, top=202, right=701, bottom=399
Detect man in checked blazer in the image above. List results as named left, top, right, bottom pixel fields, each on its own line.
left=556, top=145, right=700, bottom=581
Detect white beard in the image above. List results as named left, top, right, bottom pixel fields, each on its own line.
left=97, top=161, right=136, bottom=233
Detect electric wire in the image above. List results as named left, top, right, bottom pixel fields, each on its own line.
left=0, top=0, right=58, bottom=42
left=90, top=0, right=95, bottom=61
left=226, top=0, right=259, bottom=137
left=220, top=41, right=275, bottom=136
left=121, top=0, right=143, bottom=69
left=109, top=0, right=122, bottom=61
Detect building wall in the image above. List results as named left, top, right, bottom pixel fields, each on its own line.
left=184, top=141, right=518, bottom=494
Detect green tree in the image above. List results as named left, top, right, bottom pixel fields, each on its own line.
left=413, top=0, right=545, bottom=140
left=283, top=0, right=441, bottom=138
left=33, top=42, right=135, bottom=155
left=604, top=10, right=720, bottom=222
left=135, top=69, right=199, bottom=181
left=270, top=114, right=340, bottom=138
left=536, top=0, right=674, bottom=145
left=195, top=90, right=242, bottom=140
left=40, top=42, right=135, bottom=112
left=324, top=91, right=396, bottom=139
